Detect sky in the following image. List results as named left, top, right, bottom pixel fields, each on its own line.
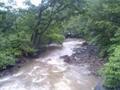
left=16, top=0, right=41, bottom=7
left=0, top=0, right=41, bottom=8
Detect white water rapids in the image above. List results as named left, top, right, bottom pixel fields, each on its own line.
left=0, top=39, right=98, bottom=90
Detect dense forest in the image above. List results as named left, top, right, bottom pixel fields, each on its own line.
left=0, top=0, right=120, bottom=89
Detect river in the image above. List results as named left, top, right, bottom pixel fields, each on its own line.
left=0, top=39, right=98, bottom=90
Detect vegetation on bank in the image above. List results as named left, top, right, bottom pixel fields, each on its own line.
left=0, top=0, right=84, bottom=69
left=0, top=0, right=120, bottom=89
left=85, top=0, right=120, bottom=89
left=64, top=0, right=120, bottom=89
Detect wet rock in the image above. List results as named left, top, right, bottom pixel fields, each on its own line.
left=82, top=41, right=88, bottom=46
left=94, top=85, right=106, bottom=90
left=62, top=42, right=104, bottom=76
left=60, top=55, right=75, bottom=64
left=94, top=82, right=106, bottom=90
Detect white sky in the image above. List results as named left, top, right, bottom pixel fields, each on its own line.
left=16, top=0, right=41, bottom=6
left=0, top=0, right=41, bottom=8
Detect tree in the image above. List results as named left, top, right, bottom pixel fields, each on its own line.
left=0, top=0, right=86, bottom=69
left=31, top=0, right=86, bottom=48
left=82, top=0, right=120, bottom=88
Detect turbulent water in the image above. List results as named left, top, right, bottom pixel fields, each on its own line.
left=0, top=39, right=98, bottom=90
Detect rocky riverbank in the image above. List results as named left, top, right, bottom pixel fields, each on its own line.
left=61, top=42, right=105, bottom=76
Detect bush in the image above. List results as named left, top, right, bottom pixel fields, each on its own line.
left=102, top=45, right=120, bottom=88
left=0, top=31, right=35, bottom=69
left=47, top=33, right=65, bottom=44
left=0, top=52, right=16, bottom=70
left=81, top=0, right=120, bottom=88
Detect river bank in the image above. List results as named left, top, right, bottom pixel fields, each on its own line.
left=61, top=41, right=105, bottom=76
left=0, top=39, right=104, bottom=90
left=0, top=39, right=104, bottom=77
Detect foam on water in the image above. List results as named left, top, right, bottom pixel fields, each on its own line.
left=0, top=39, right=97, bottom=90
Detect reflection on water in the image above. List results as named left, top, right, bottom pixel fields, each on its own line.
left=0, top=39, right=97, bottom=90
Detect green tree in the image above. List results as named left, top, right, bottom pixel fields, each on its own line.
left=83, top=0, right=120, bottom=88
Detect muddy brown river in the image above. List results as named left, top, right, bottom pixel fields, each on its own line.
left=0, top=39, right=98, bottom=90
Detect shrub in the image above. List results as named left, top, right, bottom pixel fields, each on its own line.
left=102, top=45, right=120, bottom=88
left=0, top=52, right=16, bottom=70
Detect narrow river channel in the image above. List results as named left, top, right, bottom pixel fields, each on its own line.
left=0, top=39, right=98, bottom=90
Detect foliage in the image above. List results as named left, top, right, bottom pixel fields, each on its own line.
left=80, top=0, right=120, bottom=88
left=0, top=0, right=85, bottom=69
left=0, top=0, right=120, bottom=89
left=0, top=52, right=16, bottom=69
left=47, top=33, right=65, bottom=44
left=0, top=2, right=36, bottom=69
left=102, top=45, right=120, bottom=88
left=63, top=15, right=87, bottom=38
left=62, top=0, right=120, bottom=89
left=31, top=0, right=86, bottom=48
